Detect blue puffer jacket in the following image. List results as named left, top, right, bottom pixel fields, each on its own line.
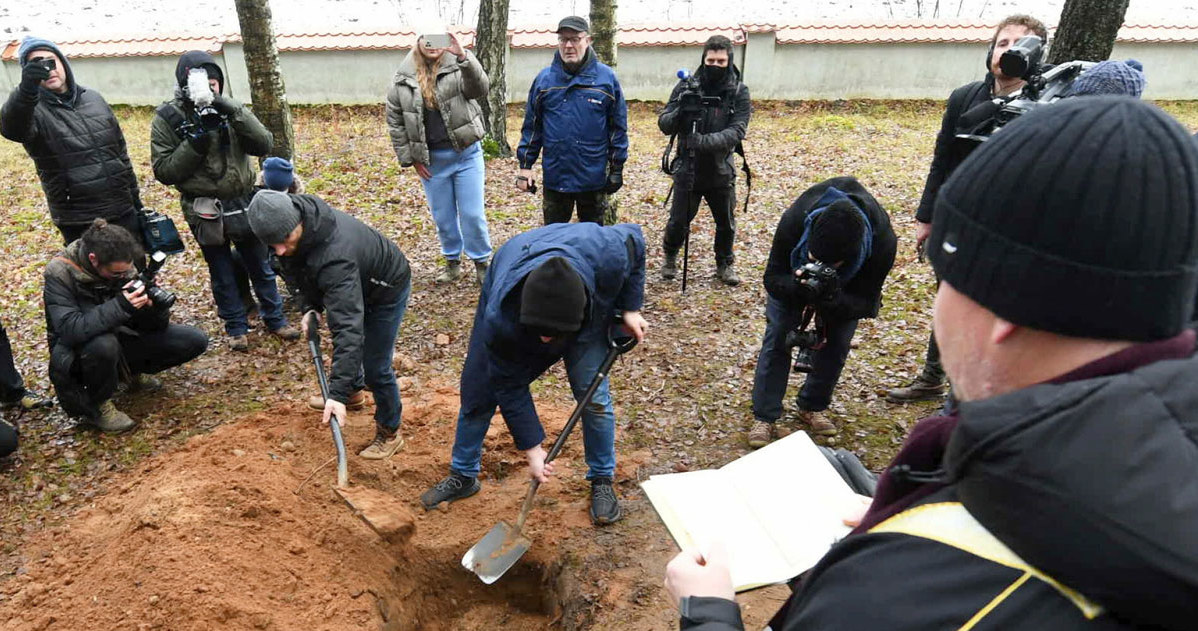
left=517, top=49, right=629, bottom=193
left=460, top=223, right=645, bottom=450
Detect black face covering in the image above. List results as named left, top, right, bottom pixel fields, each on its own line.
left=701, top=64, right=728, bottom=91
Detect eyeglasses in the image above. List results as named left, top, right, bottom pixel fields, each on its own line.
left=558, top=36, right=584, bottom=45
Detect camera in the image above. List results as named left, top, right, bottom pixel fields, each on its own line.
left=797, top=260, right=840, bottom=303
left=422, top=33, right=451, bottom=49
left=185, top=68, right=226, bottom=130
left=998, top=35, right=1044, bottom=81
left=785, top=327, right=822, bottom=373
left=956, top=55, right=1096, bottom=143
left=32, top=57, right=57, bottom=72
left=127, top=251, right=177, bottom=309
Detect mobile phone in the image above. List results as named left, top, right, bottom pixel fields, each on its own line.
left=422, top=33, right=451, bottom=49
left=34, top=57, right=57, bottom=71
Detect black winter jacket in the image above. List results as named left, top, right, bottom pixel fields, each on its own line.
left=658, top=61, right=751, bottom=189
left=914, top=77, right=994, bottom=223
left=681, top=333, right=1198, bottom=631
left=763, top=177, right=896, bottom=321
left=282, top=194, right=411, bottom=402
left=1, top=43, right=141, bottom=227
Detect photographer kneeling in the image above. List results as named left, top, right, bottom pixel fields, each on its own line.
left=44, top=219, right=208, bottom=432
left=748, top=177, right=895, bottom=447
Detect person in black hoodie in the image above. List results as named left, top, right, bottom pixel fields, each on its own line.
left=247, top=190, right=412, bottom=461
left=658, top=35, right=751, bottom=286
left=0, top=37, right=145, bottom=244
left=666, top=97, right=1198, bottom=631
left=747, top=177, right=895, bottom=446
left=887, top=14, right=1048, bottom=405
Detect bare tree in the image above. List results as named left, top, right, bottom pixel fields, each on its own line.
left=233, top=0, right=295, bottom=159
left=474, top=0, right=512, bottom=157
left=1048, top=0, right=1130, bottom=64
left=590, top=0, right=618, bottom=67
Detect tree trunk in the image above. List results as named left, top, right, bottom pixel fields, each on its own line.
left=474, top=0, right=512, bottom=157
left=233, top=0, right=295, bottom=160
left=1047, top=0, right=1130, bottom=64
left=589, top=0, right=618, bottom=223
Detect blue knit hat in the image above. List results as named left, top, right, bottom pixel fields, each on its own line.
left=1072, top=60, right=1146, bottom=98
left=261, top=157, right=295, bottom=192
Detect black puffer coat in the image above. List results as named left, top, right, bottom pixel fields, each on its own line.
left=0, top=42, right=141, bottom=227
left=658, top=54, right=751, bottom=190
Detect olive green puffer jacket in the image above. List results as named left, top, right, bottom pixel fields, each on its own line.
left=385, top=49, right=489, bottom=167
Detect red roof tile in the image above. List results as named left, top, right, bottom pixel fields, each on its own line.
left=1, top=34, right=223, bottom=61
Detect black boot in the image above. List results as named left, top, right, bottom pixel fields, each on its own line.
left=589, top=477, right=622, bottom=525
left=661, top=252, right=678, bottom=280
left=420, top=472, right=481, bottom=510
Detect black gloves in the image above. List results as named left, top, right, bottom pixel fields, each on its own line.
left=211, top=95, right=238, bottom=116
left=605, top=163, right=624, bottom=194
left=19, top=61, right=51, bottom=93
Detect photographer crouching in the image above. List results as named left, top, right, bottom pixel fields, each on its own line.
left=658, top=35, right=751, bottom=286
left=44, top=220, right=208, bottom=433
left=748, top=177, right=895, bottom=447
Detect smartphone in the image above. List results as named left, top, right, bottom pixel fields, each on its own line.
left=422, top=33, right=451, bottom=49
left=34, top=57, right=57, bottom=71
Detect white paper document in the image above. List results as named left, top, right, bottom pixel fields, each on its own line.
left=641, top=431, right=865, bottom=591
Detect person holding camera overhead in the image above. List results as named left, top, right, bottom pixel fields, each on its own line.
left=0, top=37, right=146, bottom=244
left=43, top=220, right=208, bottom=433
left=657, top=35, right=751, bottom=286
left=887, top=14, right=1047, bottom=405
left=151, top=51, right=298, bottom=352
left=516, top=16, right=628, bottom=225
left=747, top=177, right=895, bottom=447
left=386, top=26, right=493, bottom=285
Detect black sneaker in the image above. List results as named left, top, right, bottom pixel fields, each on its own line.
left=420, top=473, right=480, bottom=510
left=589, top=477, right=622, bottom=525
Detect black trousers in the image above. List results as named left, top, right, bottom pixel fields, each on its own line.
left=662, top=184, right=736, bottom=265
left=0, top=418, right=16, bottom=458
left=51, top=324, right=208, bottom=418
left=542, top=188, right=608, bottom=225
left=58, top=211, right=141, bottom=246
left=0, top=322, right=26, bottom=403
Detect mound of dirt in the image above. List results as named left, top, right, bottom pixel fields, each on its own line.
left=0, top=385, right=602, bottom=631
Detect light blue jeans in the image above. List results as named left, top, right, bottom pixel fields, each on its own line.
left=421, top=142, right=492, bottom=262
left=450, top=335, right=617, bottom=480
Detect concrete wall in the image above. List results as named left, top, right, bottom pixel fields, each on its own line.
left=2, top=39, right=1196, bottom=105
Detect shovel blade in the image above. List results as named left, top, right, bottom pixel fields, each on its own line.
left=461, top=520, right=532, bottom=584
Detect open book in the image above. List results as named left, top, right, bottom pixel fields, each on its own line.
left=641, top=431, right=867, bottom=591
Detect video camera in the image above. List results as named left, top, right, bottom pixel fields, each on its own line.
left=127, top=251, right=177, bottom=309
left=675, top=68, right=722, bottom=124
left=183, top=67, right=226, bottom=131
left=957, top=36, right=1095, bottom=143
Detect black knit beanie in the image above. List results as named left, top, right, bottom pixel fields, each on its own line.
left=520, top=257, right=587, bottom=335
left=929, top=96, right=1198, bottom=341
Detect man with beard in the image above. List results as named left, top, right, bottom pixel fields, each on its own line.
left=658, top=35, right=751, bottom=286
left=516, top=16, right=629, bottom=225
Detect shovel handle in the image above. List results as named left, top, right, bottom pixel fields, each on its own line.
left=305, top=311, right=349, bottom=489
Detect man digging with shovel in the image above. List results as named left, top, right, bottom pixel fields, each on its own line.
left=421, top=222, right=647, bottom=525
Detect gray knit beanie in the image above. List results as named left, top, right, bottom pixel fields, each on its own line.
left=247, top=190, right=302, bottom=245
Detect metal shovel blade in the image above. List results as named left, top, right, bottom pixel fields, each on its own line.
left=461, top=520, right=532, bottom=584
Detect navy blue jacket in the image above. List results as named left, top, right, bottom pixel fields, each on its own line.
left=517, top=49, right=629, bottom=193
left=460, top=223, right=645, bottom=450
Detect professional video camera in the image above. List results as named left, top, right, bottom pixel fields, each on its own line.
left=127, top=250, right=177, bottom=309
left=183, top=67, right=226, bottom=130
left=956, top=36, right=1095, bottom=143
left=783, top=261, right=839, bottom=373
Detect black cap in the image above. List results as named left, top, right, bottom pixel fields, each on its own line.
left=929, top=96, right=1198, bottom=342
left=556, top=16, right=590, bottom=34
left=520, top=257, right=587, bottom=335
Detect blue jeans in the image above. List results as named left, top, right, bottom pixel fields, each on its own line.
left=199, top=238, right=287, bottom=336
left=421, top=142, right=491, bottom=262
left=352, top=282, right=411, bottom=432
left=751, top=297, right=858, bottom=422
left=450, top=336, right=617, bottom=480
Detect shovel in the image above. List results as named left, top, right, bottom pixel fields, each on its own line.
left=304, top=311, right=416, bottom=544
left=462, top=320, right=638, bottom=584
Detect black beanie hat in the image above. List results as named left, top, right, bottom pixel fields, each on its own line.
left=929, top=96, right=1198, bottom=342
left=810, top=200, right=866, bottom=265
left=520, top=257, right=587, bottom=335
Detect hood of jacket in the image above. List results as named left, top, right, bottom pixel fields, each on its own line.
left=291, top=193, right=338, bottom=255
left=18, top=36, right=78, bottom=102
left=694, top=50, right=741, bottom=95
left=174, top=50, right=225, bottom=93
left=943, top=345, right=1198, bottom=629
left=48, top=239, right=115, bottom=290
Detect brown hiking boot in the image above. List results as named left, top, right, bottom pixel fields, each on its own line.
left=127, top=373, right=163, bottom=393
left=87, top=400, right=136, bottom=433
left=747, top=421, right=774, bottom=448
left=797, top=409, right=838, bottom=436
left=661, top=252, right=678, bottom=280
left=716, top=263, right=741, bottom=286
left=1, top=389, right=52, bottom=410
left=435, top=259, right=461, bottom=284
left=307, top=390, right=371, bottom=411
left=885, top=376, right=947, bottom=404
left=229, top=335, right=249, bottom=352
left=359, top=427, right=405, bottom=460
left=271, top=324, right=301, bottom=341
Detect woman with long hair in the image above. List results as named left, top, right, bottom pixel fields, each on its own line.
left=386, top=30, right=493, bottom=284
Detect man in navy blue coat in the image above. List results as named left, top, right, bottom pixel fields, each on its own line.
left=516, top=16, right=629, bottom=225
left=421, top=222, right=647, bottom=525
